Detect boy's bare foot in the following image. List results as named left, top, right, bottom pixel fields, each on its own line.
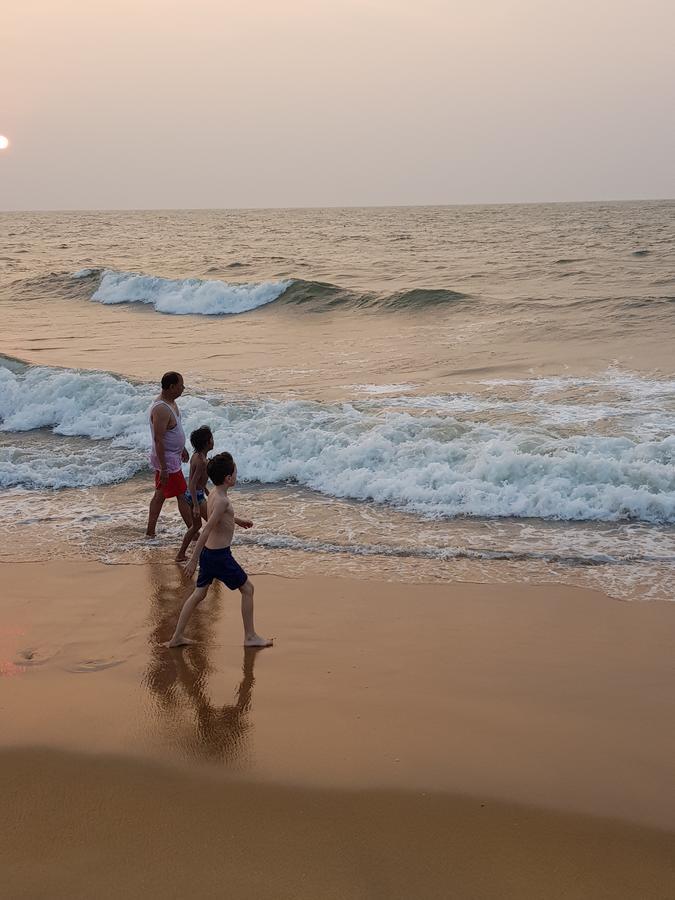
left=244, top=634, right=274, bottom=647
left=163, top=637, right=197, bottom=648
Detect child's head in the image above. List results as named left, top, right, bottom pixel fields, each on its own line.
left=207, top=451, right=236, bottom=486
left=190, top=425, right=214, bottom=454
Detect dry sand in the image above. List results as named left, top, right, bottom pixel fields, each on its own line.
left=1, top=558, right=674, bottom=898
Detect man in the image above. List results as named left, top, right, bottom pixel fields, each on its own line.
left=146, top=371, right=192, bottom=537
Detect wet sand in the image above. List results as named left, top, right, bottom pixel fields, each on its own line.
left=1, top=559, right=674, bottom=897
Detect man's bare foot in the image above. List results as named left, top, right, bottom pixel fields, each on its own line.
left=244, top=634, right=274, bottom=648
left=145, top=532, right=157, bottom=539
left=163, top=637, right=196, bottom=648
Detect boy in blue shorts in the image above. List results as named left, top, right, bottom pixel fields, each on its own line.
left=167, top=452, right=273, bottom=649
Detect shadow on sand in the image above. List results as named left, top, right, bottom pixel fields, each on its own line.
left=141, top=555, right=267, bottom=766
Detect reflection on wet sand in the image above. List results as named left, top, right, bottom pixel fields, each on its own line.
left=142, top=556, right=265, bottom=766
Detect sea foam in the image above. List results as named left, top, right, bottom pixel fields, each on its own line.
left=85, top=269, right=292, bottom=315
left=1, top=362, right=674, bottom=523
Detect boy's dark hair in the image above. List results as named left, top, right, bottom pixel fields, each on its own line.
left=207, top=452, right=235, bottom=485
left=161, top=371, right=182, bottom=390
left=190, top=425, right=213, bottom=453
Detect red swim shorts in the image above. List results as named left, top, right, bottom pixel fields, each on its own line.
left=154, top=469, right=187, bottom=499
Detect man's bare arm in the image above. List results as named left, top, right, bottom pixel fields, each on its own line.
left=151, top=406, right=172, bottom=480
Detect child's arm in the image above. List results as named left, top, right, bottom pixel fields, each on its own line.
left=187, top=457, right=203, bottom=513
left=234, top=516, right=253, bottom=529
left=199, top=456, right=210, bottom=495
left=184, top=503, right=221, bottom=577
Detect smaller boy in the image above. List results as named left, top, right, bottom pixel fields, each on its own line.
left=167, top=452, right=273, bottom=649
left=175, top=425, right=214, bottom=562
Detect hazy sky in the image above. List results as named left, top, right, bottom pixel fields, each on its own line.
left=2, top=0, right=674, bottom=209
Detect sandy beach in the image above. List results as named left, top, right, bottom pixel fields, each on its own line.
left=4, top=0, right=675, bottom=894
left=2, top=559, right=674, bottom=898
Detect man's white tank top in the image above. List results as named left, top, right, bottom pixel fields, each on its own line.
left=149, top=400, right=186, bottom=473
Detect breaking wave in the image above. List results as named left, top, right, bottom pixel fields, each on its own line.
left=87, top=269, right=292, bottom=315
left=1, top=358, right=674, bottom=524
left=68, top=269, right=471, bottom=315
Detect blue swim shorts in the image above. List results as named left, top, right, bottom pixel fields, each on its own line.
left=185, top=489, right=206, bottom=505
left=196, top=546, right=248, bottom=590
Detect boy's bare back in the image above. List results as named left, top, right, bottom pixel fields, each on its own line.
left=189, top=453, right=209, bottom=492
left=204, top=489, right=236, bottom=549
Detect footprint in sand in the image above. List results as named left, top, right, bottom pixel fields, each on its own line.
left=14, top=646, right=62, bottom=666
left=64, top=656, right=128, bottom=674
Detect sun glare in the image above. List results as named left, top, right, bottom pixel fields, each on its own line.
left=0, top=136, right=9, bottom=150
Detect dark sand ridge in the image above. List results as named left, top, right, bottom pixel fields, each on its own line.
left=2, top=746, right=675, bottom=900
left=1, top=559, right=674, bottom=896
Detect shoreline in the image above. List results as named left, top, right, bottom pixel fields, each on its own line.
left=1, top=491, right=673, bottom=603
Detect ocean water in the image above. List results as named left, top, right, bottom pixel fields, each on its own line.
left=1, top=202, right=674, bottom=600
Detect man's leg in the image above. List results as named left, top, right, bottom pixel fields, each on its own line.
left=146, top=487, right=165, bottom=537
left=166, top=585, right=209, bottom=647
left=239, top=579, right=273, bottom=647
